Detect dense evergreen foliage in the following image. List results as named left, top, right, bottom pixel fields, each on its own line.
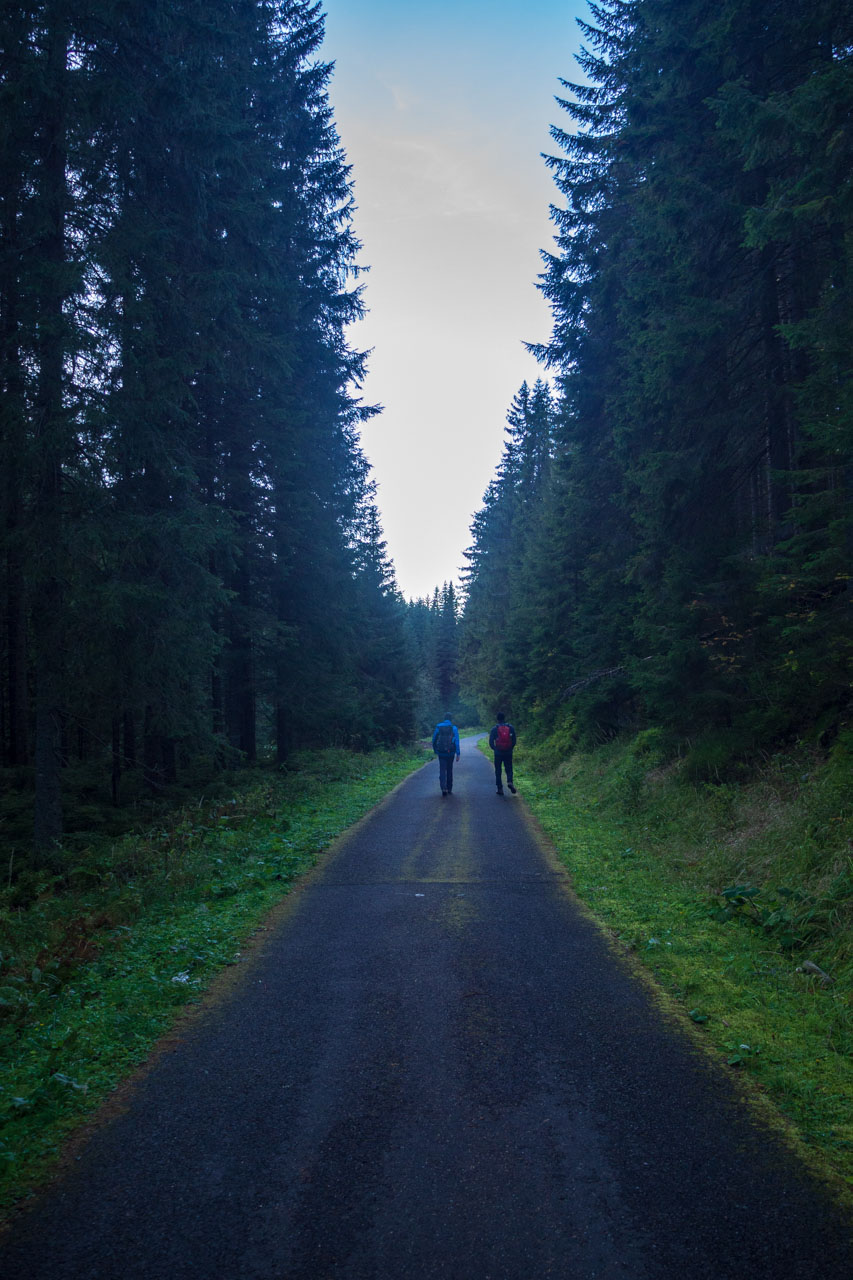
left=404, top=582, right=475, bottom=733
left=0, top=0, right=414, bottom=853
left=462, top=0, right=852, bottom=759
left=460, top=380, right=555, bottom=716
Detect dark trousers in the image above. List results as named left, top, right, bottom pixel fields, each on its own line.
left=494, top=750, right=513, bottom=789
left=437, top=754, right=455, bottom=792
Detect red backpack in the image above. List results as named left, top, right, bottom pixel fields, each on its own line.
left=495, top=723, right=512, bottom=750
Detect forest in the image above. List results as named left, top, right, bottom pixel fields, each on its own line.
left=461, top=0, right=852, bottom=771
left=0, top=0, right=423, bottom=857
left=0, top=0, right=852, bottom=1215
left=1, top=0, right=851, bottom=856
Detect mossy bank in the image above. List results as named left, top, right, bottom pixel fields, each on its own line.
left=0, top=746, right=428, bottom=1218
left=506, top=728, right=853, bottom=1197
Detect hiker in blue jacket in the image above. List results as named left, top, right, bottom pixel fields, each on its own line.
left=432, top=716, right=460, bottom=796
left=489, top=712, right=517, bottom=795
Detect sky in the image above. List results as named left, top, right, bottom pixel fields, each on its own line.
left=321, top=1, right=589, bottom=600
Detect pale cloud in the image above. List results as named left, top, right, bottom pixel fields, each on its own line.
left=388, top=137, right=507, bottom=222
left=383, top=79, right=420, bottom=114
left=323, top=0, right=587, bottom=598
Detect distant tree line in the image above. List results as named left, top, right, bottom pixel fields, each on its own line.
left=0, top=0, right=414, bottom=853
left=404, top=582, right=477, bottom=734
left=462, top=0, right=852, bottom=756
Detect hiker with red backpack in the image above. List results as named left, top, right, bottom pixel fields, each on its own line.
left=488, top=713, right=517, bottom=795
left=432, top=716, right=461, bottom=796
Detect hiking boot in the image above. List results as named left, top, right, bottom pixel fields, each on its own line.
left=441, top=789, right=447, bottom=796
left=508, top=783, right=516, bottom=794
left=497, top=787, right=504, bottom=795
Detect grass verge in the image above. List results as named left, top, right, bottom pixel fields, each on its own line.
left=0, top=744, right=427, bottom=1217
left=500, top=731, right=853, bottom=1198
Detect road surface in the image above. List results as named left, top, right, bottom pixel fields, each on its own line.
left=2, top=736, right=851, bottom=1278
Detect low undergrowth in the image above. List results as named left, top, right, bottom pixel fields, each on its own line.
left=0, top=745, right=427, bottom=1216
left=514, top=727, right=853, bottom=1195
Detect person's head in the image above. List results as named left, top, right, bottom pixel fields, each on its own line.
left=496, top=712, right=506, bottom=723
left=444, top=713, right=452, bottom=723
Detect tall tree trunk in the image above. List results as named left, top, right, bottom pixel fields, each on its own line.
left=211, top=655, right=225, bottom=740
left=162, top=737, right=177, bottom=785
left=4, top=478, right=29, bottom=768
left=111, top=715, right=121, bottom=805
left=143, top=704, right=160, bottom=788
left=32, top=10, right=69, bottom=858
left=0, top=0, right=31, bottom=770
left=225, top=568, right=256, bottom=759
left=274, top=493, right=293, bottom=766
left=1, top=165, right=29, bottom=765
left=123, top=709, right=136, bottom=768
left=759, top=246, right=791, bottom=543
left=224, top=434, right=257, bottom=761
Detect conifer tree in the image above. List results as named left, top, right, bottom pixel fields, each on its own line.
left=0, top=0, right=412, bottom=851
left=460, top=381, right=554, bottom=717
left=463, top=0, right=852, bottom=751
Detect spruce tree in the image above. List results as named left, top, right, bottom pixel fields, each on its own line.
left=464, top=0, right=852, bottom=751
left=0, top=0, right=411, bottom=849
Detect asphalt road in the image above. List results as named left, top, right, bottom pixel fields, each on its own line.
left=2, top=737, right=851, bottom=1279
